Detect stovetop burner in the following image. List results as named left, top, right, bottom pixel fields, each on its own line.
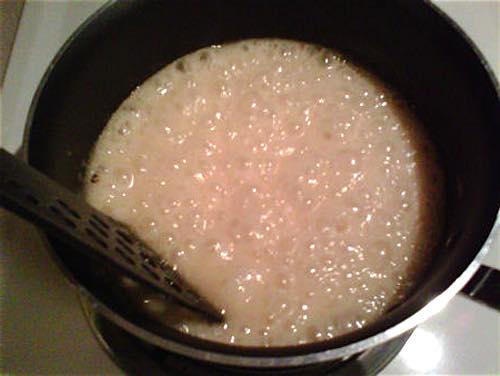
left=81, top=296, right=412, bottom=376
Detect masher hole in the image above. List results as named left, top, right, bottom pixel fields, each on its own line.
left=56, top=199, right=81, bottom=219
left=141, top=263, right=160, bottom=281
left=85, top=228, right=108, bottom=249
left=116, top=238, right=135, bottom=255
left=63, top=218, right=76, bottom=229
left=90, top=214, right=110, bottom=230
left=116, top=229, right=134, bottom=244
left=166, top=278, right=182, bottom=293
left=115, top=246, right=135, bottom=265
left=89, top=218, right=109, bottom=238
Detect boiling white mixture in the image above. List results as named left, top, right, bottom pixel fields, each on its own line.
left=84, top=39, right=443, bottom=346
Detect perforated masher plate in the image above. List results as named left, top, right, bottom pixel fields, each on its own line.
left=0, top=148, right=222, bottom=322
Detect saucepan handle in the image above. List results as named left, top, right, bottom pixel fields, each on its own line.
left=460, top=265, right=499, bottom=311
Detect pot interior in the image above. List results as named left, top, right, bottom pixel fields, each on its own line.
left=26, top=0, right=500, bottom=360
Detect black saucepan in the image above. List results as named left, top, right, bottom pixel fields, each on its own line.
left=22, top=0, right=499, bottom=371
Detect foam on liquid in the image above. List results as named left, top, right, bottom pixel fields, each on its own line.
left=84, top=40, right=443, bottom=346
